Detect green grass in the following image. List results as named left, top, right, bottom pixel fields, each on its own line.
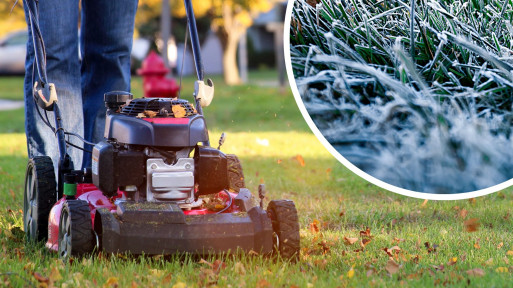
left=1, top=73, right=513, bottom=286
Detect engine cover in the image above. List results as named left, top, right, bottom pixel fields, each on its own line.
left=104, top=98, right=209, bottom=147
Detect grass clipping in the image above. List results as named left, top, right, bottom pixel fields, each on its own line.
left=291, top=0, right=513, bottom=193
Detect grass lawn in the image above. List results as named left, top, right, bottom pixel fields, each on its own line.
left=1, top=73, right=513, bottom=287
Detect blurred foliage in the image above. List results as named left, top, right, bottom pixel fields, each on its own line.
left=0, top=1, right=26, bottom=38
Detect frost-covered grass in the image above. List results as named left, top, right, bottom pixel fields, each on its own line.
left=291, top=0, right=513, bottom=193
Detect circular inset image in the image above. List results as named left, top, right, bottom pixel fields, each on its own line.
left=285, top=0, right=513, bottom=198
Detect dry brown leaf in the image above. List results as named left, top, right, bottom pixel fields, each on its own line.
left=498, top=242, right=504, bottom=249
left=199, top=258, right=213, bottom=268
left=466, top=268, right=485, bottom=277
left=339, top=210, right=345, bottom=217
left=32, top=272, right=49, bottom=283
left=213, top=259, right=226, bottom=273
left=172, top=105, right=187, bottom=118
left=447, top=257, right=457, bottom=266
left=484, top=258, right=493, bottom=266
left=507, top=250, right=513, bottom=256
left=104, top=277, right=119, bottom=287
left=309, top=219, right=320, bottom=233
left=360, top=238, right=372, bottom=248
left=474, top=242, right=481, bottom=249
left=344, top=237, right=359, bottom=245
left=464, top=218, right=480, bottom=232
left=256, top=279, right=271, bottom=288
left=385, top=259, right=400, bottom=274
left=459, top=209, right=468, bottom=219
left=360, top=228, right=372, bottom=238
left=421, top=199, right=428, bottom=207
left=234, top=262, right=246, bottom=275
left=49, top=266, right=62, bottom=283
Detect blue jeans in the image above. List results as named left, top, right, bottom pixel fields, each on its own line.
left=24, top=0, right=138, bottom=172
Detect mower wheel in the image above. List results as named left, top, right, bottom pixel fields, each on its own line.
left=58, top=200, right=94, bottom=258
left=267, top=200, right=300, bottom=260
left=227, top=154, right=245, bottom=192
left=23, top=156, right=57, bottom=242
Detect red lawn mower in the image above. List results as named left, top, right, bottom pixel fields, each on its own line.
left=23, top=0, right=300, bottom=259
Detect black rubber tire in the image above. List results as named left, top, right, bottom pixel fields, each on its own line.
left=23, top=156, right=57, bottom=242
left=267, top=200, right=300, bottom=260
left=58, top=200, right=95, bottom=258
left=227, top=154, right=245, bottom=192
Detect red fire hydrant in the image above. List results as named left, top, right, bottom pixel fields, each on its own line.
left=137, top=51, right=179, bottom=98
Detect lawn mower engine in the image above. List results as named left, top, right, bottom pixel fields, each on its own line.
left=92, top=93, right=241, bottom=204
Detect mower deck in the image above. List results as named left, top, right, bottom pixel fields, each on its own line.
left=46, top=184, right=273, bottom=255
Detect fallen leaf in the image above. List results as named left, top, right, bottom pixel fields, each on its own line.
left=32, top=272, right=49, bottom=283
left=49, top=266, right=62, bottom=283
left=199, top=258, right=213, bottom=267
left=295, top=154, right=305, bottom=167
left=447, top=257, right=457, bottom=266
left=172, top=282, right=187, bottom=288
left=421, top=199, right=428, bottom=207
left=256, top=279, right=271, bottom=288
left=474, top=242, right=481, bottom=249
left=339, top=210, right=345, bottom=217
left=464, top=218, right=480, bottom=232
left=234, top=262, right=246, bottom=275
left=213, top=260, right=226, bottom=273
left=318, top=240, right=331, bottom=254
left=385, top=259, right=400, bottom=274
left=393, top=238, right=405, bottom=244
left=498, top=242, right=504, bottom=249
left=496, top=267, right=508, bottom=273
left=507, top=251, right=513, bottom=256
left=484, top=258, right=493, bottom=266
left=360, top=228, right=372, bottom=238
left=466, top=268, right=485, bottom=277
left=360, top=238, right=371, bottom=248
left=144, top=110, right=158, bottom=118
left=104, top=277, right=119, bottom=288
left=344, top=237, right=358, bottom=245
left=172, top=105, right=187, bottom=118
left=9, top=189, right=15, bottom=200
left=162, top=273, right=173, bottom=285
left=309, top=219, right=320, bottom=233
left=459, top=209, right=468, bottom=219
left=347, top=268, right=355, bottom=278
left=314, top=259, right=328, bottom=269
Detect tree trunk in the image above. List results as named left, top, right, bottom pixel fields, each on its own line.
left=222, top=33, right=242, bottom=85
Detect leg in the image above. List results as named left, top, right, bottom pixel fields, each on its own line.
left=24, top=0, right=82, bottom=174
left=80, top=0, right=139, bottom=169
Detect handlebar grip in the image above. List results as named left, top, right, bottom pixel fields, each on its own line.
left=33, top=82, right=58, bottom=111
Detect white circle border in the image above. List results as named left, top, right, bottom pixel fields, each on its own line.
left=283, top=0, right=513, bottom=200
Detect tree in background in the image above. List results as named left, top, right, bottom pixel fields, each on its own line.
left=151, top=0, right=277, bottom=85
left=0, top=1, right=27, bottom=37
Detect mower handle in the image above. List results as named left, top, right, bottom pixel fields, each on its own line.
left=33, top=82, right=58, bottom=111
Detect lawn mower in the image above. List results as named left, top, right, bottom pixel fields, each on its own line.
left=22, top=0, right=300, bottom=259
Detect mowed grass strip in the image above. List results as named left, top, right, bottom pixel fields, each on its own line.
left=0, top=75, right=513, bottom=286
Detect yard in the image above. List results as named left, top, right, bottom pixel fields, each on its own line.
left=0, top=73, right=512, bottom=286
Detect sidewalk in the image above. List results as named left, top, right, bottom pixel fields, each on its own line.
left=0, top=99, right=23, bottom=111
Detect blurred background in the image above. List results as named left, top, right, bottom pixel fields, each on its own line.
left=0, top=0, right=287, bottom=86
